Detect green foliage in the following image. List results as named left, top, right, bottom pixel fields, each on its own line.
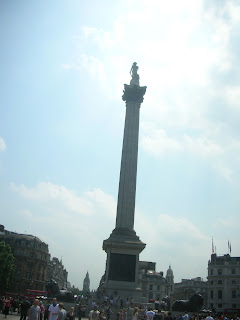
left=0, top=241, right=15, bottom=290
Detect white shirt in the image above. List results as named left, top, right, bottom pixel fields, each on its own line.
left=48, top=304, right=59, bottom=320
left=146, top=311, right=155, bottom=320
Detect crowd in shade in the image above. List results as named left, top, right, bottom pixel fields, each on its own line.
left=0, top=295, right=240, bottom=320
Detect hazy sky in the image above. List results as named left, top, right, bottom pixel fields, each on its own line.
left=1, top=0, right=240, bottom=291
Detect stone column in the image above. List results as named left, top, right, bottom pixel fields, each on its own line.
left=114, top=84, right=147, bottom=234
left=102, top=82, right=147, bottom=301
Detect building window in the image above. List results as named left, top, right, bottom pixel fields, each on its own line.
left=218, top=290, right=222, bottom=299
left=28, top=262, right=34, bottom=270
left=210, top=269, right=213, bottom=275
left=232, top=268, right=236, bottom=274
left=232, top=304, right=236, bottom=308
left=232, top=290, right=236, bottom=299
left=210, top=281, right=213, bottom=285
left=218, top=280, right=222, bottom=284
left=218, top=304, right=222, bottom=308
left=157, top=285, right=160, bottom=290
left=149, top=285, right=153, bottom=291
left=218, top=269, right=222, bottom=275
left=232, top=280, right=236, bottom=284
left=26, top=272, right=32, bottom=280
left=211, top=290, right=213, bottom=299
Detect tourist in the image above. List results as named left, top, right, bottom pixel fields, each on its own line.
left=106, top=306, right=112, bottom=320
left=89, top=306, right=99, bottom=320
left=48, top=298, right=59, bottom=320
left=28, top=299, right=40, bottom=320
left=183, top=312, right=189, bottom=320
left=145, top=308, right=155, bottom=320
left=39, top=302, right=45, bottom=320
left=20, top=298, right=31, bottom=320
left=99, top=310, right=106, bottom=320
left=3, top=297, right=11, bottom=319
left=132, top=307, right=138, bottom=320
left=205, top=314, right=214, bottom=320
left=58, top=303, right=66, bottom=320
left=122, top=310, right=127, bottom=320
left=44, top=301, right=51, bottom=320
left=66, top=307, right=75, bottom=320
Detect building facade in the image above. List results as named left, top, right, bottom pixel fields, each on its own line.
left=208, top=253, right=240, bottom=312
left=0, top=225, right=49, bottom=293
left=138, top=261, right=168, bottom=301
left=46, top=256, right=68, bottom=289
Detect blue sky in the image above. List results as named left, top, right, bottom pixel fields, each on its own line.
left=1, top=0, right=240, bottom=290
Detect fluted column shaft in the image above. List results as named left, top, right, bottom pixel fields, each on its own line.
left=115, top=101, right=140, bottom=230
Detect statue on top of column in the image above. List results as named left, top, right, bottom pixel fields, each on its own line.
left=130, top=62, right=140, bottom=86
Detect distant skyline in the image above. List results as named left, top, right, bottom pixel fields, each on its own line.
left=1, top=0, right=240, bottom=290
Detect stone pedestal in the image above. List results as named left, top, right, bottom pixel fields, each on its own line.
left=102, top=81, right=147, bottom=300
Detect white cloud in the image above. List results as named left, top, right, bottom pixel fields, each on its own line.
left=225, top=86, right=240, bottom=110
left=11, top=182, right=94, bottom=216
left=0, top=137, right=6, bottom=151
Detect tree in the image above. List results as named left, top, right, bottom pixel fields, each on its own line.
left=0, top=241, right=15, bottom=291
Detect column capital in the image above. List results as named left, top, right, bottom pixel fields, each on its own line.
left=122, top=84, right=147, bottom=103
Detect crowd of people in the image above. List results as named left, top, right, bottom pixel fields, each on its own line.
left=1, top=295, right=240, bottom=320
left=0, top=297, right=78, bottom=320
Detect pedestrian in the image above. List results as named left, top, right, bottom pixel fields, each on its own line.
left=58, top=303, right=66, bottom=320
left=89, top=306, right=99, bottom=320
left=3, top=297, right=11, bottom=319
left=145, top=308, right=155, bottom=320
left=44, top=301, right=50, bottom=320
left=39, top=302, right=45, bottom=320
left=48, top=298, right=59, bottom=320
left=106, top=306, right=112, bottom=320
left=99, top=310, right=106, bottom=320
left=20, top=298, right=31, bottom=320
left=183, top=313, right=189, bottom=320
left=66, top=307, right=75, bottom=320
left=28, top=299, right=40, bottom=320
left=132, top=307, right=138, bottom=320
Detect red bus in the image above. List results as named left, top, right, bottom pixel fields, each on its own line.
left=25, top=289, right=47, bottom=299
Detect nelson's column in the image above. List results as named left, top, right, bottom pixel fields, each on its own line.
left=102, top=63, right=147, bottom=299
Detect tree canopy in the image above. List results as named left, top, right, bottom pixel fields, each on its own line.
left=0, top=241, right=15, bottom=291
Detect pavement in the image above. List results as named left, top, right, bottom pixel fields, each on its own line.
left=0, top=314, right=89, bottom=320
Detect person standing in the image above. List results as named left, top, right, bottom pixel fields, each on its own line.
left=39, top=302, right=45, bottom=320
left=28, top=299, right=40, bottom=320
left=21, top=298, right=31, bottom=320
left=105, top=306, right=112, bottom=320
left=58, top=303, right=66, bottom=320
left=183, top=312, right=189, bottom=320
left=205, top=314, right=214, bottom=320
left=132, top=308, right=138, bottom=320
left=89, top=306, right=99, bottom=320
left=3, top=297, right=11, bottom=319
left=145, top=308, right=155, bottom=320
left=66, top=307, right=75, bottom=320
left=48, top=298, right=59, bottom=320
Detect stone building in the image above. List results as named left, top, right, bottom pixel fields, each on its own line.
left=172, top=277, right=207, bottom=308
left=0, top=225, right=49, bottom=293
left=208, top=253, right=240, bottom=312
left=138, top=261, right=168, bottom=301
left=83, top=271, right=90, bottom=292
left=46, top=256, right=68, bottom=289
